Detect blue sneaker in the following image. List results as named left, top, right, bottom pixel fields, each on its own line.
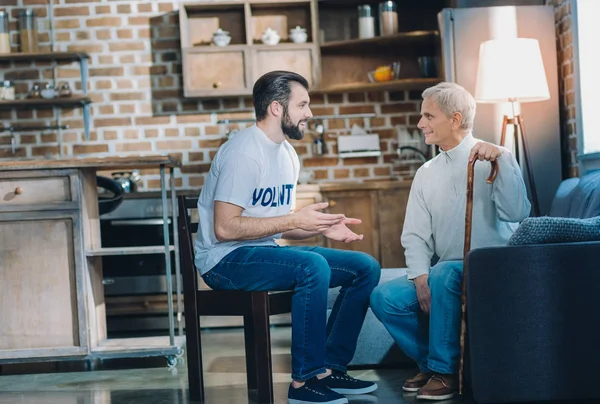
left=288, top=377, right=348, bottom=404
left=320, top=370, right=378, bottom=395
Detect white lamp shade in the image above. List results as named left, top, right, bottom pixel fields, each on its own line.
left=475, top=38, right=550, bottom=103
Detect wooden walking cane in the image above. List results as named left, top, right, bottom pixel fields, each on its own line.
left=458, top=158, right=499, bottom=396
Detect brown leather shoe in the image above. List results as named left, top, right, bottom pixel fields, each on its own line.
left=402, top=371, right=432, bottom=392
left=416, top=373, right=457, bottom=400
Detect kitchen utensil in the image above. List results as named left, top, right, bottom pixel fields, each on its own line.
left=112, top=170, right=141, bottom=193
left=97, top=175, right=124, bottom=215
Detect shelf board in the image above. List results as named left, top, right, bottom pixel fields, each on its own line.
left=90, top=336, right=185, bottom=359
left=0, top=97, right=91, bottom=110
left=320, top=30, right=439, bottom=53
left=86, top=246, right=175, bottom=257
left=0, top=51, right=89, bottom=64
left=313, top=78, right=440, bottom=94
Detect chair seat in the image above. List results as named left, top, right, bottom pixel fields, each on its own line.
left=196, top=289, right=293, bottom=316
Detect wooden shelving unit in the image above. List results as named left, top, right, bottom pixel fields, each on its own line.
left=86, top=246, right=176, bottom=257
left=0, top=51, right=89, bottom=64
left=179, top=0, right=320, bottom=97
left=321, top=30, right=439, bottom=53
left=0, top=51, right=91, bottom=140
left=314, top=78, right=440, bottom=94
left=0, top=96, right=91, bottom=110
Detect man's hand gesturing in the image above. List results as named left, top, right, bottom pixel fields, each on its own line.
left=293, top=202, right=346, bottom=232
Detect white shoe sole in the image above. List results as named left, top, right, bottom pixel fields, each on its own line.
left=330, top=383, right=378, bottom=395
left=416, top=391, right=457, bottom=400
left=288, top=398, right=348, bottom=404
left=402, top=386, right=420, bottom=392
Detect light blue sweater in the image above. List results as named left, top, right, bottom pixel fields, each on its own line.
left=401, top=133, right=531, bottom=280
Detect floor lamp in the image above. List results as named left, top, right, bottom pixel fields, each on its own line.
left=474, top=38, right=550, bottom=217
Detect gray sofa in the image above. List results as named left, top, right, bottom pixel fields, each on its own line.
left=326, top=267, right=413, bottom=368
left=465, top=169, right=600, bottom=403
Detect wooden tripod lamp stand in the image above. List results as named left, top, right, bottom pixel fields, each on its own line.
left=475, top=37, right=550, bottom=217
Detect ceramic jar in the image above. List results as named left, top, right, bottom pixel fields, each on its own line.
left=261, top=28, right=280, bottom=45
left=289, top=26, right=308, bottom=43
left=212, top=29, right=231, bottom=47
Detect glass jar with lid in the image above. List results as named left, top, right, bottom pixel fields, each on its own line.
left=19, top=9, right=39, bottom=53
left=378, top=1, right=398, bottom=36
left=2, top=81, right=15, bottom=101
left=0, top=11, right=10, bottom=54
left=358, top=5, right=375, bottom=39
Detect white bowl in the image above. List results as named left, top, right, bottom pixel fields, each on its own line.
left=262, top=35, right=280, bottom=45
left=213, top=35, right=231, bottom=47
left=290, top=32, right=308, bottom=43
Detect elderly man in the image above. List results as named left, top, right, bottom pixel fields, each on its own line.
left=370, top=82, right=531, bottom=401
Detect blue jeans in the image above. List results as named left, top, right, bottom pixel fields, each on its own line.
left=370, top=260, right=463, bottom=375
left=201, top=245, right=381, bottom=381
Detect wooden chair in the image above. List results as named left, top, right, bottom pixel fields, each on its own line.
left=177, top=195, right=294, bottom=403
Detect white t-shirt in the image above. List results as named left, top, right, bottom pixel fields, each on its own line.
left=194, top=124, right=300, bottom=275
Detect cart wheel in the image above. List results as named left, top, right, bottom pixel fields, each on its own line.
left=176, top=348, right=185, bottom=359
left=167, top=355, right=177, bottom=368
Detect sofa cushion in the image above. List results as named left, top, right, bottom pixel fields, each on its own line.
left=550, top=170, right=600, bottom=219
left=508, top=215, right=600, bottom=246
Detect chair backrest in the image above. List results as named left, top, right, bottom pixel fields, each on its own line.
left=177, top=195, right=200, bottom=303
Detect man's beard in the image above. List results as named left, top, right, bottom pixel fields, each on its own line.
left=281, top=108, right=306, bottom=140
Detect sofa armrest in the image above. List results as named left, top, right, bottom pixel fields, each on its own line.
left=464, top=241, right=600, bottom=403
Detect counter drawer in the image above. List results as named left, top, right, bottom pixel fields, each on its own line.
left=0, top=176, right=72, bottom=205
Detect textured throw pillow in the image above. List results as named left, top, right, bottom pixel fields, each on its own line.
left=508, top=216, right=600, bottom=246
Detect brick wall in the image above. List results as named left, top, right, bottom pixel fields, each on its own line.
left=0, top=0, right=423, bottom=191
left=546, top=0, right=578, bottom=178
left=0, top=0, right=578, bottom=189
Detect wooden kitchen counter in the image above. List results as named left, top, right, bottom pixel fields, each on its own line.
left=318, top=179, right=412, bottom=192
left=0, top=155, right=180, bottom=171
left=0, top=154, right=183, bottom=366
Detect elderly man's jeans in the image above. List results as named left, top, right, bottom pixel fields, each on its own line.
left=370, top=260, right=463, bottom=375
left=201, top=245, right=381, bottom=381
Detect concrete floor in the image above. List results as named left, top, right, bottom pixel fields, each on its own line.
left=0, top=326, right=580, bottom=404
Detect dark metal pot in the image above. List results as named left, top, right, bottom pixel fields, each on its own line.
left=97, top=175, right=124, bottom=216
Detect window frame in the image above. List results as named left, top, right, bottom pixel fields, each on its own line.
left=572, top=0, right=600, bottom=173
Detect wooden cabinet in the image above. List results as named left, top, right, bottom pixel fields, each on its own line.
left=0, top=156, right=183, bottom=365
left=179, top=0, right=321, bottom=98
left=183, top=48, right=251, bottom=96
left=313, top=0, right=443, bottom=93
left=321, top=190, right=379, bottom=258
left=0, top=171, right=88, bottom=361
left=321, top=181, right=411, bottom=268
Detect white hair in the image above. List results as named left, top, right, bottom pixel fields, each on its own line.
left=421, top=82, right=476, bottom=131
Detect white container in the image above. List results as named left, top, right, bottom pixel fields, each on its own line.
left=261, top=27, right=280, bottom=45
left=212, top=28, right=231, bottom=47
left=290, top=26, right=308, bottom=43
left=358, top=5, right=375, bottom=39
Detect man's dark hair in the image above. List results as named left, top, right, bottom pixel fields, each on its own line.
left=253, top=70, right=309, bottom=121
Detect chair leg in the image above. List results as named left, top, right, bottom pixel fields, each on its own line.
left=243, top=314, right=258, bottom=390
left=251, top=293, right=274, bottom=403
left=186, top=314, right=205, bottom=403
